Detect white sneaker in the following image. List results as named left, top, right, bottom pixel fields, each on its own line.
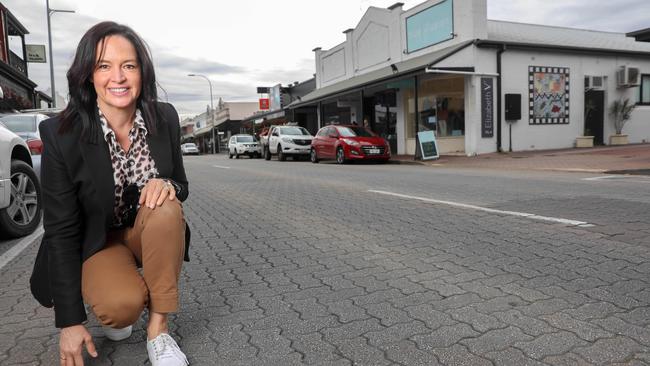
left=147, top=333, right=189, bottom=366
left=102, top=325, right=133, bottom=341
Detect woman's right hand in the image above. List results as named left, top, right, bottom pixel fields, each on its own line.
left=59, top=325, right=97, bottom=365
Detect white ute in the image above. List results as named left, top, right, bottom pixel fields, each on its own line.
left=263, top=125, right=313, bottom=161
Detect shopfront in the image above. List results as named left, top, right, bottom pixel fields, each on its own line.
left=288, top=0, right=650, bottom=156
left=295, top=68, right=468, bottom=156
left=417, top=73, right=465, bottom=153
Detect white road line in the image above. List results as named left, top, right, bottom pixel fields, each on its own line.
left=583, top=175, right=650, bottom=184
left=583, top=175, right=621, bottom=181
left=212, top=165, right=231, bottom=169
left=0, top=226, right=44, bottom=270
left=368, top=190, right=594, bottom=227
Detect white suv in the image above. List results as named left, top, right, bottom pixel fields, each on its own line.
left=228, top=134, right=261, bottom=159
left=180, top=142, right=200, bottom=155
left=264, top=126, right=313, bottom=161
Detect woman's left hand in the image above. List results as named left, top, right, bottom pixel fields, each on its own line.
left=139, top=178, right=176, bottom=209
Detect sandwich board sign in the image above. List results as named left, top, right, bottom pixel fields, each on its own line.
left=415, top=130, right=439, bottom=160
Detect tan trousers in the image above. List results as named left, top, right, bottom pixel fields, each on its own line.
left=81, top=199, right=186, bottom=328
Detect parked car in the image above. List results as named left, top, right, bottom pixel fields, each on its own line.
left=228, top=134, right=261, bottom=158
left=180, top=142, right=200, bottom=155
left=19, top=107, right=63, bottom=117
left=263, top=125, right=313, bottom=161
left=0, top=122, right=42, bottom=238
left=311, top=125, right=390, bottom=164
left=0, top=112, right=50, bottom=177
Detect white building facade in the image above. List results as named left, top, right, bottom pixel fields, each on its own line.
left=290, top=0, right=650, bottom=156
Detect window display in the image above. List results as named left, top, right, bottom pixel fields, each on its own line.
left=417, top=74, right=465, bottom=137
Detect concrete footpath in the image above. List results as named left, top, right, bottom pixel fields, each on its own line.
left=393, top=143, right=650, bottom=175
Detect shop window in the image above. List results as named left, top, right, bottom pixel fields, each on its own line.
left=417, top=75, right=465, bottom=137
left=321, top=91, right=360, bottom=125
left=638, top=74, right=650, bottom=105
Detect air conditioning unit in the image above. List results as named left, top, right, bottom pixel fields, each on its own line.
left=617, top=66, right=640, bottom=87
left=584, top=75, right=604, bottom=90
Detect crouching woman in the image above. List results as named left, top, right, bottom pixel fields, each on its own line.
left=30, top=21, right=190, bottom=366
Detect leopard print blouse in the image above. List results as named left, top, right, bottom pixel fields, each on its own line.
left=99, top=108, right=159, bottom=228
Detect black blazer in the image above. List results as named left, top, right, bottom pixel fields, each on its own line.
left=30, top=102, right=190, bottom=328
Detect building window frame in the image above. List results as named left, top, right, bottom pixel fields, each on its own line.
left=637, top=74, right=650, bottom=106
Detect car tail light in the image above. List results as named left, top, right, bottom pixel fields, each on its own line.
left=27, top=139, right=43, bottom=155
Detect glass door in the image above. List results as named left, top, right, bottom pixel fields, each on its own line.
left=373, top=91, right=397, bottom=154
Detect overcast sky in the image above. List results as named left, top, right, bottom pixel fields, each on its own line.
left=4, top=0, right=650, bottom=115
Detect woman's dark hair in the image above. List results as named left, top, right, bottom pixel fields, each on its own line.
left=59, top=21, right=159, bottom=140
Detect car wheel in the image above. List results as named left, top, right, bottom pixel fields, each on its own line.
left=235, top=150, right=239, bottom=159
left=229, top=151, right=233, bottom=159
left=264, top=146, right=271, bottom=160
left=278, top=145, right=286, bottom=161
left=310, top=148, right=319, bottom=163
left=336, top=147, right=346, bottom=164
left=0, top=160, right=42, bottom=239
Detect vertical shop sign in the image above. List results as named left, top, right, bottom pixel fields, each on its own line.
left=269, top=84, right=282, bottom=111
left=481, top=77, right=494, bottom=138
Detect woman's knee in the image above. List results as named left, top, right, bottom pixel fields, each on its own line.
left=92, top=289, right=147, bottom=328
left=143, top=199, right=183, bottom=226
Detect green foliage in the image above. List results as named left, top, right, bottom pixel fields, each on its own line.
left=609, top=98, right=635, bottom=135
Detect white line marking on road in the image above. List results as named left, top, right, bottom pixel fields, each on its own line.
left=582, top=175, right=650, bottom=184
left=0, top=225, right=44, bottom=270
left=212, top=165, right=231, bottom=169
left=583, top=176, right=620, bottom=181
left=368, top=190, right=594, bottom=227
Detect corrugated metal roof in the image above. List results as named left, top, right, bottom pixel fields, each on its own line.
left=288, top=40, right=474, bottom=108
left=487, top=20, right=650, bottom=53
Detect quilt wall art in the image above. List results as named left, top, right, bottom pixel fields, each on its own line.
left=529, top=66, right=570, bottom=124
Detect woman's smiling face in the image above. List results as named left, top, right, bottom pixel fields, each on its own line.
left=92, top=35, right=141, bottom=114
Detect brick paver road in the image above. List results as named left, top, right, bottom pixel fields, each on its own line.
left=1, top=155, right=649, bottom=365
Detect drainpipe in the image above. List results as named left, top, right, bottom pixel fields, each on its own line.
left=496, top=44, right=506, bottom=152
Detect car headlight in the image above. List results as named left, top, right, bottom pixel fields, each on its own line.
left=342, top=138, right=360, bottom=146
left=282, top=137, right=293, bottom=143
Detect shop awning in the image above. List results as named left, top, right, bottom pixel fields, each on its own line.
left=193, top=125, right=213, bottom=137
left=287, top=40, right=475, bottom=109
left=242, top=109, right=286, bottom=123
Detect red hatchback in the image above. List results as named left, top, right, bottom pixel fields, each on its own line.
left=311, top=125, right=390, bottom=164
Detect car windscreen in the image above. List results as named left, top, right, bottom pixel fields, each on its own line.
left=338, top=126, right=375, bottom=137
left=0, top=115, right=36, bottom=133
left=184, top=143, right=197, bottom=148
left=280, top=127, right=310, bottom=136
left=236, top=136, right=255, bottom=142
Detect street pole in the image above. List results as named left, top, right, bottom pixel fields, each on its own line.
left=188, top=73, right=215, bottom=154
left=46, top=0, right=74, bottom=108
